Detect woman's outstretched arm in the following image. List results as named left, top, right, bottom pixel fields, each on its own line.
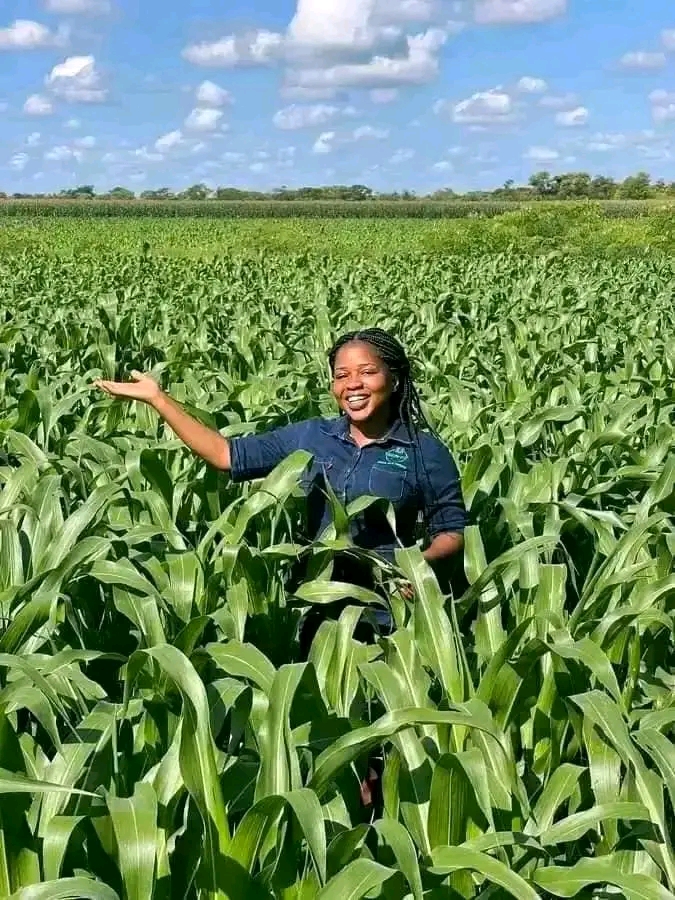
left=94, top=371, right=231, bottom=471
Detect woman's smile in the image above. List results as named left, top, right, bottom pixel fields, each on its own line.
left=332, top=341, right=393, bottom=427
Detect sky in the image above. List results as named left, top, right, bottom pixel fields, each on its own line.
left=1, top=0, right=675, bottom=193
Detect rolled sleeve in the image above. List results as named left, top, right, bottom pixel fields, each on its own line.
left=420, top=438, right=467, bottom=536
left=230, top=421, right=309, bottom=483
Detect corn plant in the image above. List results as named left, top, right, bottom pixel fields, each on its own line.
left=0, top=242, right=672, bottom=899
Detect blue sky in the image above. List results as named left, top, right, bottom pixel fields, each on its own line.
left=1, top=0, right=675, bottom=193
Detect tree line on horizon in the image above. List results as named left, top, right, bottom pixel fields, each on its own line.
left=1, top=170, right=671, bottom=202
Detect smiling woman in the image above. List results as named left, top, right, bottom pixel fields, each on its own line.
left=94, top=327, right=467, bottom=645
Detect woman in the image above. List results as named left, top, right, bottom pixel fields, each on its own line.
left=95, top=328, right=467, bottom=647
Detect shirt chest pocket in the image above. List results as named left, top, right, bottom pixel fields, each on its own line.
left=368, top=464, right=409, bottom=503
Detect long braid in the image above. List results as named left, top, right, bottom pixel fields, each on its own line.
left=328, top=328, right=433, bottom=436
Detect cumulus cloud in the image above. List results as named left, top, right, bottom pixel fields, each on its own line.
left=273, top=103, right=341, bottom=129
left=285, top=28, right=447, bottom=92
left=74, top=134, right=96, bottom=147
left=517, top=76, right=547, bottom=93
left=662, top=29, right=675, bottom=51
left=46, top=56, right=107, bottom=102
left=555, top=105, right=589, bottom=126
left=183, top=30, right=283, bottom=67
left=650, top=89, right=675, bottom=122
left=447, top=88, right=514, bottom=124
left=44, top=144, right=83, bottom=162
left=64, top=117, right=80, bottom=128
left=184, top=107, right=223, bottom=131
left=24, top=93, right=53, bottom=115
left=183, top=2, right=450, bottom=99
left=134, top=146, right=163, bottom=162
left=431, top=159, right=452, bottom=171
left=286, top=0, right=404, bottom=56
left=474, top=0, right=566, bottom=25
left=524, top=145, right=559, bottom=160
left=155, top=129, right=184, bottom=152
left=44, top=0, right=111, bottom=12
left=312, top=130, right=335, bottom=153
left=10, top=152, right=30, bottom=171
left=26, top=132, right=41, bottom=146
left=195, top=80, right=232, bottom=107
left=619, top=50, right=666, bottom=70
left=0, top=19, right=65, bottom=49
left=389, top=147, right=415, bottom=163
left=539, top=92, right=577, bottom=109
left=352, top=124, right=389, bottom=139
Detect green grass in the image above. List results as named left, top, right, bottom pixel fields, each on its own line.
left=2, top=206, right=675, bottom=257
left=0, top=228, right=672, bottom=898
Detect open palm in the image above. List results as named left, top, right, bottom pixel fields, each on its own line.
left=94, top=370, right=161, bottom=404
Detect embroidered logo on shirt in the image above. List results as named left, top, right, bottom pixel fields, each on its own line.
left=383, top=447, right=409, bottom=470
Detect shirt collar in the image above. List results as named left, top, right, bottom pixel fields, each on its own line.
left=319, top=416, right=414, bottom=446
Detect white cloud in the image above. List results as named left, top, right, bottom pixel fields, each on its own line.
left=352, top=124, right=389, bottom=139
left=390, top=147, right=415, bottom=163
left=650, top=89, right=675, bottom=122
left=619, top=50, right=666, bottom=70
left=44, top=0, right=111, bottom=12
left=287, top=0, right=400, bottom=55
left=64, top=117, right=80, bottom=128
left=273, top=103, right=341, bottom=129
left=222, top=151, right=246, bottom=163
left=0, top=19, right=63, bottom=50
left=555, top=105, right=589, bottom=126
left=539, top=92, right=576, bottom=109
left=662, top=29, right=675, bottom=51
left=370, top=88, right=399, bottom=103
left=195, top=80, right=232, bottom=107
left=286, top=28, right=447, bottom=92
left=431, top=159, right=452, bottom=171
left=524, top=145, right=559, bottom=160
left=313, top=130, right=335, bottom=153
left=474, top=0, right=566, bottom=25
left=184, top=107, right=223, bottom=131
left=517, top=76, right=547, bottom=93
left=134, top=146, right=163, bottom=162
left=74, top=134, right=96, bottom=147
left=27, top=132, right=41, bottom=146
left=249, top=161, right=267, bottom=173
left=155, top=129, right=184, bottom=152
left=46, top=56, right=107, bottom=102
left=449, top=88, right=514, bottom=124
left=44, top=144, right=83, bottom=162
left=9, top=152, right=30, bottom=171
left=24, top=93, right=53, bottom=115
left=183, top=30, right=283, bottom=67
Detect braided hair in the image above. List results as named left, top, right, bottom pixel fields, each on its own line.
left=328, top=327, right=433, bottom=436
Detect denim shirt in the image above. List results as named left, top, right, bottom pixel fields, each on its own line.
left=230, top=416, right=466, bottom=561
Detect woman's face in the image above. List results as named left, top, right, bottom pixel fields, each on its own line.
left=331, top=341, right=394, bottom=426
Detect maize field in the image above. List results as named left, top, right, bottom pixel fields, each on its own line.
left=0, top=234, right=673, bottom=900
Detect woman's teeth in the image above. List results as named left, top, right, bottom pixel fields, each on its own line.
left=346, top=395, right=369, bottom=409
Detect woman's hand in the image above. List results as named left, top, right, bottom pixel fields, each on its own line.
left=94, top=371, right=162, bottom=406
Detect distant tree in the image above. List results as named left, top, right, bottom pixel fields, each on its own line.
left=528, top=171, right=556, bottom=197
left=618, top=171, right=652, bottom=200
left=179, top=183, right=211, bottom=200
left=106, top=186, right=135, bottom=200
left=554, top=172, right=592, bottom=199
left=59, top=184, right=96, bottom=199
left=140, top=187, right=175, bottom=200
left=589, top=175, right=617, bottom=199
